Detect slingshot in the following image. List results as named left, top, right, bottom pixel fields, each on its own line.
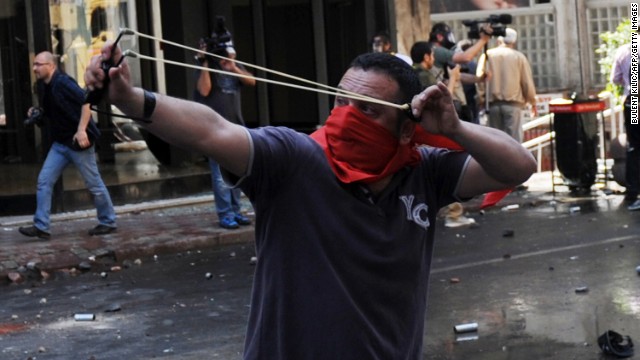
left=87, top=28, right=416, bottom=122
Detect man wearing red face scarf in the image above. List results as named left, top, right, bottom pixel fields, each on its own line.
left=85, top=46, right=536, bottom=359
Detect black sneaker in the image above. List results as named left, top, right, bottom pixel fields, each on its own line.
left=624, top=192, right=638, bottom=202
left=628, top=199, right=640, bottom=211
left=19, top=225, right=51, bottom=239
left=234, top=214, right=252, bottom=226
left=89, top=224, right=117, bottom=236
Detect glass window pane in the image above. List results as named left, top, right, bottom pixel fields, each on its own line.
left=48, top=0, right=140, bottom=87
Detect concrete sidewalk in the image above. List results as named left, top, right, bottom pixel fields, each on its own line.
left=0, top=171, right=621, bottom=282
left=0, top=195, right=255, bottom=281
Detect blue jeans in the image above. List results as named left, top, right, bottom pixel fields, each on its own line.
left=209, top=158, right=241, bottom=219
left=34, top=142, right=116, bottom=232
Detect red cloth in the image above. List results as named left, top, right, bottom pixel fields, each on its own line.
left=480, top=189, right=512, bottom=209
left=310, top=106, right=421, bottom=184
left=311, top=109, right=512, bottom=207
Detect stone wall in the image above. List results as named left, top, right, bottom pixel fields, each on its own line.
left=393, top=0, right=431, bottom=57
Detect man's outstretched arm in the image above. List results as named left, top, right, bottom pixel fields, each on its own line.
left=85, top=42, right=251, bottom=177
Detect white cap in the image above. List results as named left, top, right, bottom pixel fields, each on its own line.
left=502, top=28, right=517, bottom=44
left=223, top=40, right=236, bottom=56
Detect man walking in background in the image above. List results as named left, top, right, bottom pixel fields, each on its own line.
left=19, top=51, right=116, bottom=239
left=476, top=28, right=537, bottom=143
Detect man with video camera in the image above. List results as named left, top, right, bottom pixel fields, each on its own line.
left=429, top=22, right=492, bottom=122
left=428, top=22, right=493, bottom=227
left=194, top=17, right=256, bottom=229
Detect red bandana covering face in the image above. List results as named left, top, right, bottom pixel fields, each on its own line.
left=310, top=105, right=421, bottom=184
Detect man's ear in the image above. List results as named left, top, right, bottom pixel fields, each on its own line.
left=399, top=119, right=416, bottom=145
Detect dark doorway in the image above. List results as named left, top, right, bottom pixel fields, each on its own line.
left=0, top=0, right=46, bottom=164
left=263, top=0, right=318, bottom=133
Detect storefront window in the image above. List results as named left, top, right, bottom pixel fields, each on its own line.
left=48, top=0, right=140, bottom=87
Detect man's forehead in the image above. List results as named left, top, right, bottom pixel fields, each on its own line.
left=339, top=68, right=400, bottom=101
left=35, top=53, right=52, bottom=62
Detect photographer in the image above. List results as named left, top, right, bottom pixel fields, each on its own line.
left=194, top=25, right=256, bottom=229
left=429, top=22, right=492, bottom=70
left=429, top=22, right=491, bottom=123
left=429, top=22, right=493, bottom=227
left=19, top=51, right=116, bottom=239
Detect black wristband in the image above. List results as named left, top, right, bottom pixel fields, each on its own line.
left=143, top=90, right=156, bottom=119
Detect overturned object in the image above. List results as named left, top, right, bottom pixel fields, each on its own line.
left=454, top=322, right=478, bottom=334
left=74, top=313, right=96, bottom=321
left=598, top=330, right=634, bottom=358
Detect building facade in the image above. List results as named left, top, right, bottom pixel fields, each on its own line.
left=0, top=0, right=632, bottom=168
left=431, top=0, right=630, bottom=94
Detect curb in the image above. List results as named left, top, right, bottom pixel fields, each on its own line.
left=0, top=194, right=216, bottom=227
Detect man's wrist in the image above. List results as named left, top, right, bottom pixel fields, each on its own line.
left=143, top=90, right=156, bottom=119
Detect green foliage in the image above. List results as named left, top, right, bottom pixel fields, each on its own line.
left=595, top=18, right=631, bottom=98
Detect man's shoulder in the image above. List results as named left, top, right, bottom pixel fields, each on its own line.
left=394, top=53, right=413, bottom=65
left=414, top=66, right=437, bottom=88
left=248, top=126, right=310, bottom=143
left=487, top=46, right=507, bottom=55
left=433, top=46, right=453, bottom=56
left=53, top=71, right=80, bottom=88
left=432, top=46, right=454, bottom=67
left=614, top=43, right=631, bottom=59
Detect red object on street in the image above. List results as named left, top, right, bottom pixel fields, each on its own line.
left=549, top=100, right=605, bottom=114
left=480, top=189, right=512, bottom=209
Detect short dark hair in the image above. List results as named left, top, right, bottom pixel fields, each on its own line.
left=410, top=41, right=433, bottom=64
left=429, top=22, right=451, bottom=42
left=349, top=52, right=421, bottom=106
left=372, top=31, right=391, bottom=44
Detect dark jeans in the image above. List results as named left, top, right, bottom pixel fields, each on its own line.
left=624, top=96, right=640, bottom=195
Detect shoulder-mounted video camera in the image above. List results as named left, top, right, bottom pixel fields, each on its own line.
left=462, top=14, right=512, bottom=39
left=198, top=16, right=234, bottom=63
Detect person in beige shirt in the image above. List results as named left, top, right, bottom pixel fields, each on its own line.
left=476, top=28, right=536, bottom=143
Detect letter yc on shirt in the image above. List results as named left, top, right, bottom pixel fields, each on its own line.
left=399, top=195, right=430, bottom=230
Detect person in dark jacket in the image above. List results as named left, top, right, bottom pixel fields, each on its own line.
left=19, top=51, right=116, bottom=239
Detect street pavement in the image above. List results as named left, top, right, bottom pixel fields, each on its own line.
left=0, top=171, right=632, bottom=282
left=0, top=171, right=563, bottom=281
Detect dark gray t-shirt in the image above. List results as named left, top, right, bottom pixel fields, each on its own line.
left=238, top=127, right=469, bottom=359
left=193, top=62, right=246, bottom=125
